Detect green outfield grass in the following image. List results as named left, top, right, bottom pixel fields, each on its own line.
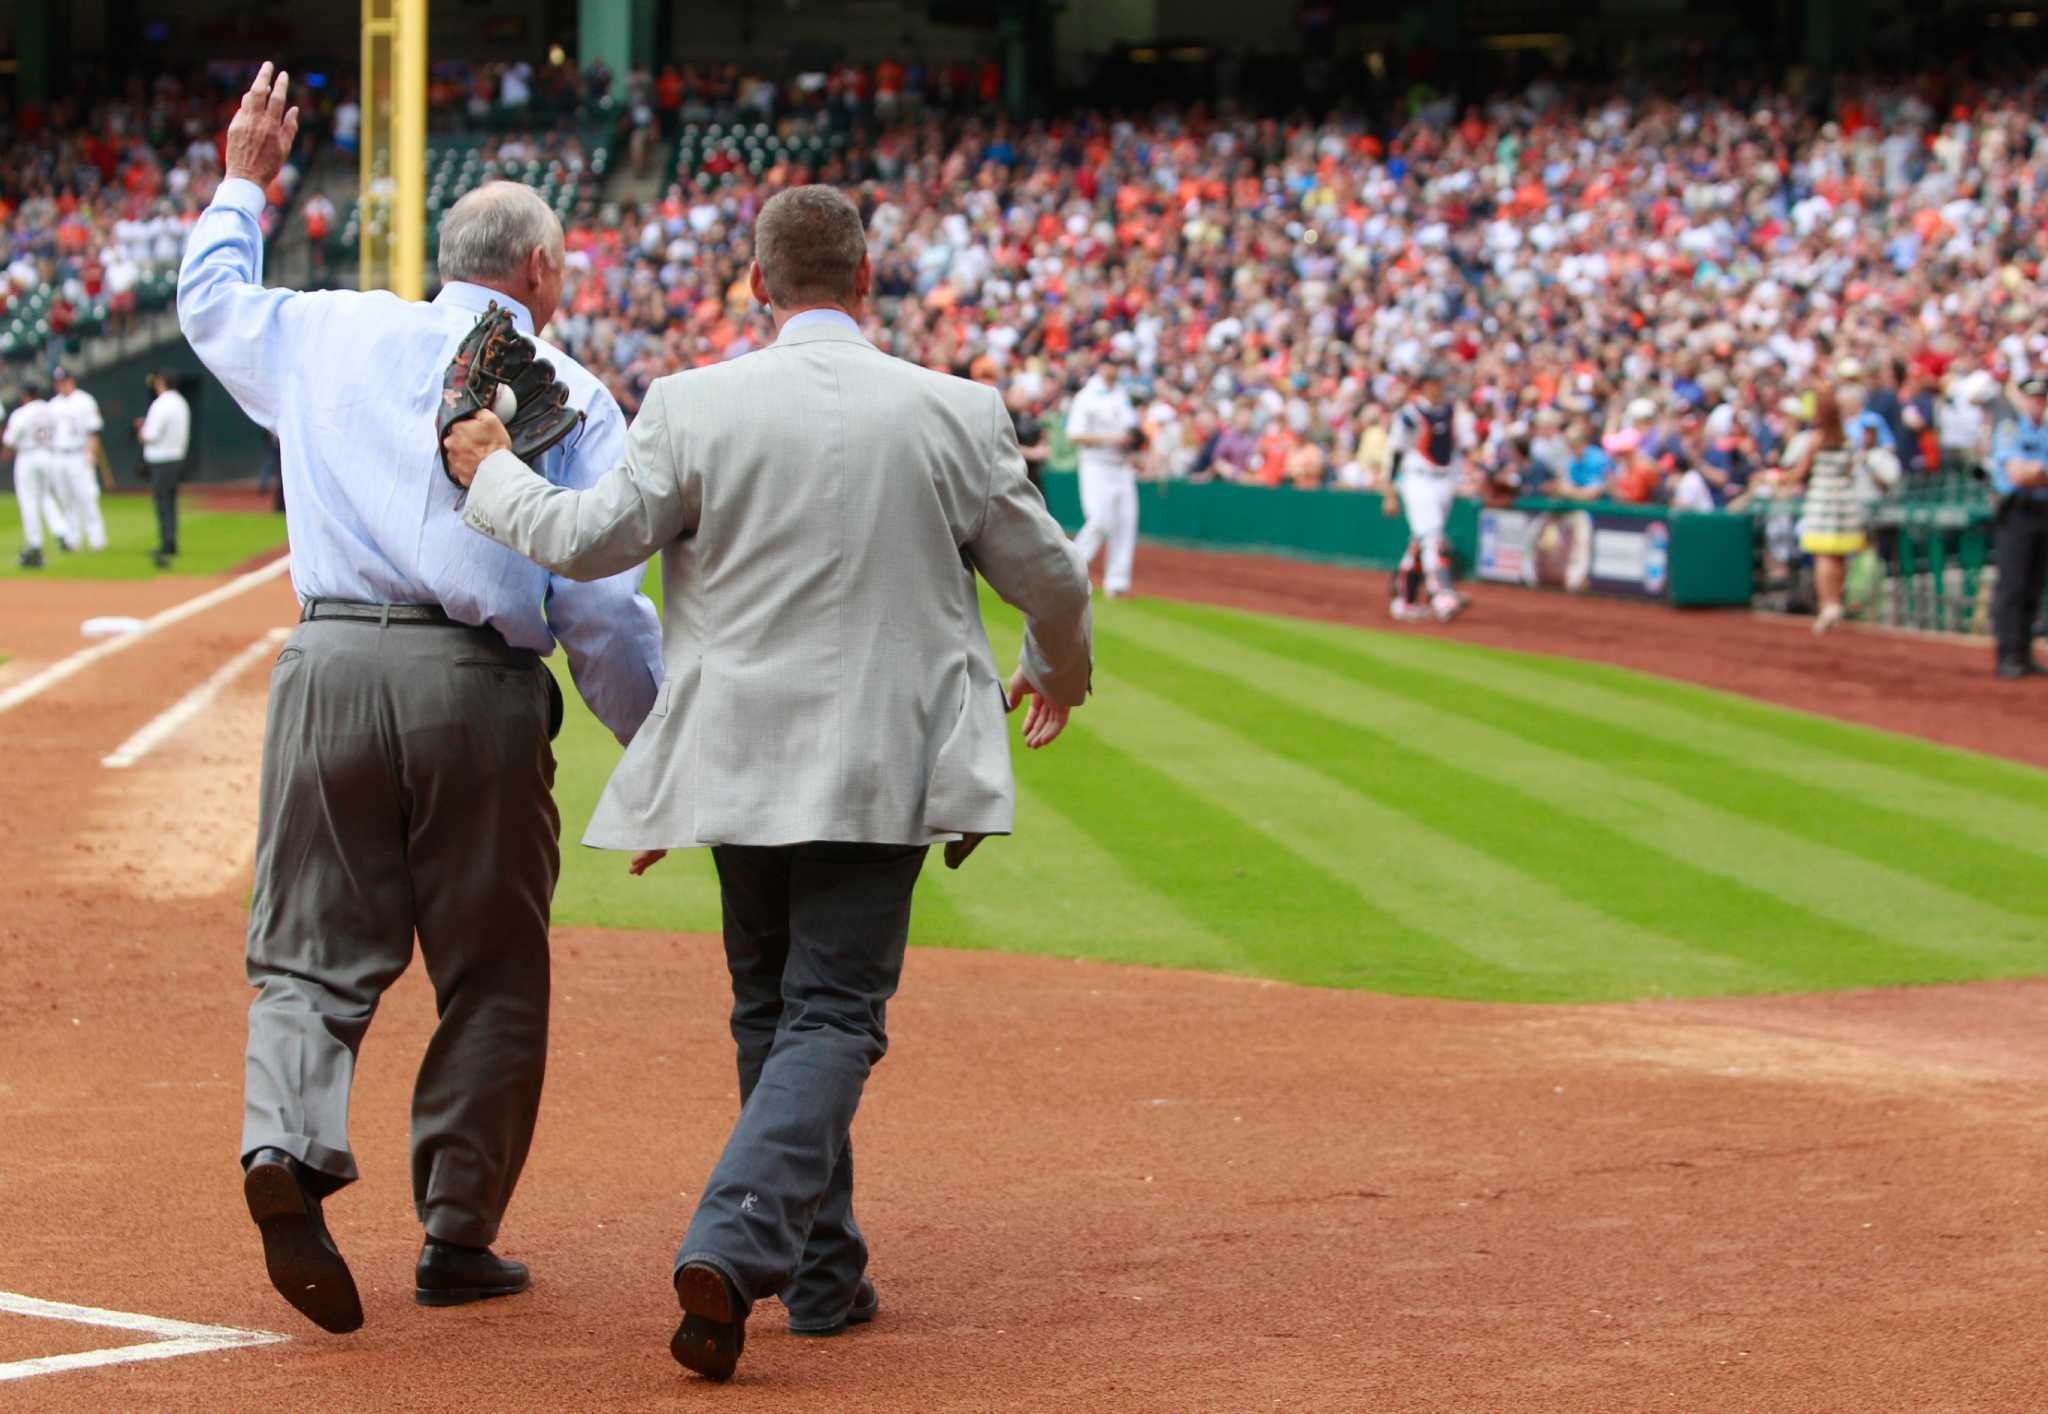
left=548, top=586, right=2048, bottom=1004
left=0, top=492, right=285, bottom=579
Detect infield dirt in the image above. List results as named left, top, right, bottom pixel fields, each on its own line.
left=1, top=548, right=2042, bottom=1411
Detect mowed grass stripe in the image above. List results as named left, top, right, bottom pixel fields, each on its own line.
left=1256, top=612, right=2048, bottom=858
left=1084, top=664, right=1751, bottom=996
left=911, top=776, right=1250, bottom=974
left=1478, top=641, right=2048, bottom=816
left=1156, top=604, right=2048, bottom=927
left=1109, top=611, right=2034, bottom=979
left=1014, top=714, right=1509, bottom=993
left=1090, top=628, right=1924, bottom=991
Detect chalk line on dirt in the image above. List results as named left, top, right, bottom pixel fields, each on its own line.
left=0, top=556, right=292, bottom=718
left=0, top=1290, right=286, bottom=1382
left=101, top=628, right=291, bottom=769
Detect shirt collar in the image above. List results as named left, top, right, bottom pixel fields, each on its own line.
left=777, top=307, right=861, bottom=340
left=434, top=280, right=536, bottom=336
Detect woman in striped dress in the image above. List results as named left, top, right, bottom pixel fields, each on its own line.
left=1792, top=389, right=1863, bottom=634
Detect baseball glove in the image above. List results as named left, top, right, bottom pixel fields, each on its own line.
left=438, top=302, right=583, bottom=485
left=1124, top=424, right=1150, bottom=453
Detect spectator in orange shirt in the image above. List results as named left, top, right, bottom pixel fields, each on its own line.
left=1255, top=421, right=1297, bottom=486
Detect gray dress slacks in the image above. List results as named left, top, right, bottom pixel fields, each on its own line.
left=242, top=615, right=559, bottom=1247
left=678, top=841, right=927, bottom=1327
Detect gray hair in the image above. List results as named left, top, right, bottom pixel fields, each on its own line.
left=437, top=181, right=563, bottom=284
left=753, top=185, right=866, bottom=308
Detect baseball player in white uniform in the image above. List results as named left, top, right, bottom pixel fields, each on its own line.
left=46, top=366, right=107, bottom=552
left=4, top=379, right=65, bottom=568
left=1385, top=369, right=1464, bottom=623
left=1065, top=352, right=1141, bottom=598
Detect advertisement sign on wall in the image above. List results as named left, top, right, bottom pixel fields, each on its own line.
left=1479, top=508, right=1670, bottom=600
left=1477, top=509, right=1531, bottom=584
left=1478, top=508, right=1593, bottom=592
left=1588, top=515, right=1670, bottom=599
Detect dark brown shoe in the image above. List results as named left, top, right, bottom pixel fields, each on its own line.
left=243, top=1149, right=363, bottom=1334
left=670, top=1260, right=747, bottom=1381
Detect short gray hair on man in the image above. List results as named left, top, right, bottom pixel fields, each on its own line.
left=753, top=185, right=866, bottom=308
left=437, top=181, right=564, bottom=284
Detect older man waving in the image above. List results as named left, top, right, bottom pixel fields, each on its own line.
left=179, top=63, right=661, bottom=1334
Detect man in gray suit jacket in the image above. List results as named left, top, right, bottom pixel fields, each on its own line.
left=441, top=185, right=1092, bottom=1380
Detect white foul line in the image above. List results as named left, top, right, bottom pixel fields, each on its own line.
left=0, top=554, right=293, bottom=718
left=101, top=627, right=292, bottom=769
left=0, top=1290, right=287, bottom=1382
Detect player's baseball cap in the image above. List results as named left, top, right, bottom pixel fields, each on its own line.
left=50, top=365, right=73, bottom=383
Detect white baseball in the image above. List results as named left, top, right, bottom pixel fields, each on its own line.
left=491, top=384, right=519, bottom=422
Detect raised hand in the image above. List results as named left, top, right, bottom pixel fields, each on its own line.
left=226, top=61, right=301, bottom=188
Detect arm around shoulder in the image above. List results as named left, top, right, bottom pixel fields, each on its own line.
left=462, top=379, right=696, bottom=581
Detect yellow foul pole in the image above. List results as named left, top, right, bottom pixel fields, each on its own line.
left=360, top=0, right=427, bottom=298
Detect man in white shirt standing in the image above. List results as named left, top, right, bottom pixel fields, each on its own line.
left=137, top=370, right=192, bottom=568
left=1065, top=351, right=1142, bottom=597
left=45, top=367, right=106, bottom=552
left=4, top=379, right=63, bottom=568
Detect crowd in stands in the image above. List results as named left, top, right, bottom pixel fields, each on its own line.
left=0, top=69, right=299, bottom=359
left=535, top=66, right=2048, bottom=516
left=12, top=51, right=2046, bottom=521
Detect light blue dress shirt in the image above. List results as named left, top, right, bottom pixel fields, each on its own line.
left=1990, top=414, right=2048, bottom=502
left=1845, top=409, right=1897, bottom=452
left=178, top=177, right=662, bottom=743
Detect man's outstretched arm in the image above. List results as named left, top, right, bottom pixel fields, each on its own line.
left=444, top=380, right=698, bottom=583
left=176, top=63, right=306, bottom=430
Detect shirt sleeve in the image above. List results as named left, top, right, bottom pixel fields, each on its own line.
left=537, top=388, right=666, bottom=745
left=1989, top=419, right=2020, bottom=495
left=81, top=395, right=102, bottom=435
left=176, top=177, right=314, bottom=431
left=1065, top=393, right=1091, bottom=440
left=139, top=397, right=166, bottom=445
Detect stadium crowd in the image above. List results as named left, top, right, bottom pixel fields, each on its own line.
left=532, top=69, right=2048, bottom=516
left=0, top=70, right=298, bottom=353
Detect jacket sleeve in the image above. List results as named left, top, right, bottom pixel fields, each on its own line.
left=462, top=377, right=697, bottom=582
left=964, top=387, right=1093, bottom=706
left=534, top=389, right=666, bottom=745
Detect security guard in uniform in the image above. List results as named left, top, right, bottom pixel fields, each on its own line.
left=1988, top=377, right=2048, bottom=678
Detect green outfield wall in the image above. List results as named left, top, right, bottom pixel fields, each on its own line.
left=80, top=340, right=273, bottom=488
left=1039, top=470, right=1481, bottom=572
left=1040, top=472, right=1754, bottom=608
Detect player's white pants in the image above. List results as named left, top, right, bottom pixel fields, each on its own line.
left=1396, top=460, right=1458, bottom=601
left=52, top=453, right=106, bottom=551
left=1074, top=461, right=1138, bottom=594
left=13, top=453, right=61, bottom=550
